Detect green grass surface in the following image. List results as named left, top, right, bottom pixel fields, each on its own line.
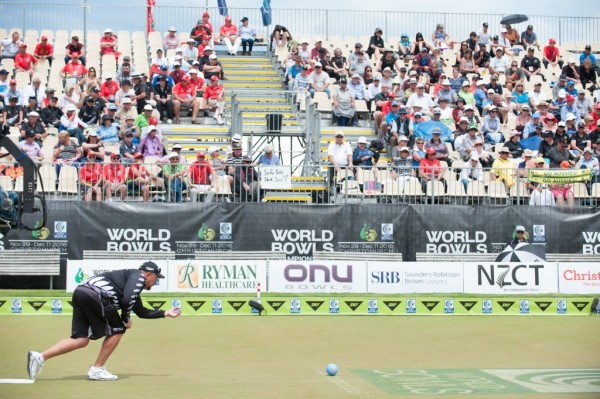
left=1, top=316, right=599, bottom=398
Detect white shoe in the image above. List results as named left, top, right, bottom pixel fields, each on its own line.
left=167, top=119, right=172, bottom=124
left=27, top=351, right=44, bottom=380
left=87, top=366, right=118, bottom=381
left=216, top=115, right=224, bottom=125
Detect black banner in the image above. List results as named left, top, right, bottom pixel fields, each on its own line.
left=2, top=202, right=599, bottom=289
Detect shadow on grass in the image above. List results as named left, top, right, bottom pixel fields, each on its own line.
left=49, top=373, right=167, bottom=381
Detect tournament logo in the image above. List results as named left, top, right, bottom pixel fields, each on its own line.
left=368, top=299, right=378, bottom=314
left=198, top=223, right=216, bottom=241
left=51, top=299, right=62, bottom=314
left=383, top=300, right=401, bottom=311
left=535, top=301, right=551, bottom=312
left=406, top=299, right=416, bottom=314
left=557, top=300, right=567, bottom=314
left=290, top=299, right=301, bottom=314
left=422, top=301, right=440, bottom=312
left=148, top=301, right=166, bottom=310
left=460, top=301, right=477, bottom=311
left=220, top=222, right=232, bottom=240
left=171, top=299, right=182, bottom=309
left=482, top=299, right=492, bottom=314
left=54, top=221, right=67, bottom=239
left=345, top=301, right=363, bottom=312
left=572, top=301, right=590, bottom=312
left=519, top=299, right=530, bottom=314
left=11, top=299, right=22, bottom=313
left=267, top=301, right=284, bottom=311
left=228, top=301, right=246, bottom=311
left=74, top=268, right=89, bottom=284
left=498, top=301, right=515, bottom=311
left=359, top=224, right=377, bottom=242
left=0, top=300, right=5, bottom=309
left=381, top=224, right=393, bottom=241
left=329, top=299, right=340, bottom=314
left=532, top=224, right=545, bottom=243
left=187, top=301, right=206, bottom=311
left=28, top=300, right=46, bottom=311
left=444, top=299, right=454, bottom=314
left=306, top=301, right=324, bottom=311
left=212, top=299, right=223, bottom=314
left=32, top=221, right=50, bottom=240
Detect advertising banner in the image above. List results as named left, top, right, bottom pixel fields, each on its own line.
left=463, top=262, right=558, bottom=294
left=0, top=297, right=592, bottom=316
left=268, top=260, right=368, bottom=293
left=558, top=263, right=600, bottom=294
left=167, top=259, right=266, bottom=293
left=66, top=260, right=170, bottom=292
left=368, top=262, right=463, bottom=293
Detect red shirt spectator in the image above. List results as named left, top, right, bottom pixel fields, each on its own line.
left=419, top=151, right=443, bottom=178
left=219, top=22, right=238, bottom=38
left=173, top=80, right=195, bottom=99
left=103, top=162, right=126, bottom=183
left=100, top=76, right=120, bottom=101
left=127, top=162, right=147, bottom=180
left=203, top=81, right=224, bottom=100
left=15, top=45, right=37, bottom=71
left=190, top=75, right=205, bottom=92
left=100, top=29, right=119, bottom=59
left=543, top=40, right=561, bottom=63
left=80, top=162, right=103, bottom=185
left=170, top=68, right=185, bottom=84
left=34, top=38, right=54, bottom=59
left=189, top=153, right=214, bottom=184
left=61, top=57, right=87, bottom=79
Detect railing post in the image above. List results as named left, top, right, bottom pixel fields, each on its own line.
left=325, top=10, right=329, bottom=41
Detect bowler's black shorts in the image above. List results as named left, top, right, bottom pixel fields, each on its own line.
left=71, top=284, right=126, bottom=340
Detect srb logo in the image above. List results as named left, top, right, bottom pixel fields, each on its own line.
left=51, top=299, right=62, bottom=314
left=519, top=300, right=530, bottom=314
left=406, top=299, right=416, bottom=314
left=381, top=223, right=393, bottom=241
left=171, top=299, right=181, bottom=309
left=11, top=299, right=22, bottom=313
left=290, top=299, right=301, bottom=314
left=220, top=223, right=232, bottom=240
left=212, top=299, right=222, bottom=314
left=444, top=299, right=454, bottom=314
left=329, top=299, right=340, bottom=314
left=482, top=299, right=492, bottom=314
left=368, top=299, right=378, bottom=314
left=557, top=300, right=567, bottom=314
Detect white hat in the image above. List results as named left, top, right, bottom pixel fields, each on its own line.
left=168, top=26, right=177, bottom=32
left=416, top=82, right=425, bottom=88
left=149, top=99, right=157, bottom=107
left=442, top=79, right=450, bottom=85
left=88, top=130, right=98, bottom=137
left=500, top=146, right=510, bottom=153
left=523, top=149, right=533, bottom=156
left=464, top=105, right=474, bottom=111
left=232, top=133, right=242, bottom=142
left=511, top=130, right=521, bottom=137
left=172, top=144, right=182, bottom=150
left=28, top=111, right=39, bottom=117
left=557, top=121, right=566, bottom=127
left=398, top=135, right=409, bottom=141
left=175, top=47, right=183, bottom=52
left=209, top=54, right=217, bottom=59
left=175, top=55, right=183, bottom=60
left=521, top=104, right=530, bottom=110
left=204, top=45, right=213, bottom=51
left=515, top=225, right=526, bottom=232
left=188, top=69, right=199, bottom=74
left=122, top=97, right=132, bottom=104
left=335, top=130, right=344, bottom=137
left=487, top=88, right=495, bottom=94
left=103, top=28, right=113, bottom=34
left=558, top=89, right=566, bottom=98
left=168, top=152, right=180, bottom=159
left=357, top=136, right=368, bottom=144
left=382, top=67, right=392, bottom=73
left=408, top=70, right=418, bottom=76
left=147, top=125, right=157, bottom=131
left=66, top=104, right=77, bottom=112
left=409, top=78, right=417, bottom=83
left=264, top=144, right=274, bottom=153
left=400, top=146, right=410, bottom=152
left=460, top=116, right=469, bottom=123
left=566, top=112, right=576, bottom=121
left=470, top=153, right=479, bottom=161
left=583, top=147, right=593, bottom=153
left=104, top=73, right=112, bottom=79
left=351, top=73, right=360, bottom=79
left=208, top=146, right=219, bottom=154
left=301, top=38, right=309, bottom=44
left=143, top=104, right=153, bottom=111
left=462, top=81, right=470, bottom=87
left=568, top=58, right=576, bottom=64
left=501, top=28, right=507, bottom=33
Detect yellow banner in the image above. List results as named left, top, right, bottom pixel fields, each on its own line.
left=528, top=168, right=592, bottom=184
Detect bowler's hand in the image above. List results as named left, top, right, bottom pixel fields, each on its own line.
left=124, top=319, right=133, bottom=329
left=165, top=307, right=181, bottom=318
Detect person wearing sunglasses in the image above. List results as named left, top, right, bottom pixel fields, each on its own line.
left=510, top=225, right=530, bottom=246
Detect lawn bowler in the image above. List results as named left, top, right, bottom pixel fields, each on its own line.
left=27, top=261, right=181, bottom=381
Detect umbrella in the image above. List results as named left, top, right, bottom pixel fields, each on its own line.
left=260, top=0, right=272, bottom=27
left=217, top=0, right=228, bottom=17
left=495, top=242, right=546, bottom=262
left=519, top=135, right=542, bottom=152
left=500, top=14, right=529, bottom=25
left=414, top=121, right=453, bottom=143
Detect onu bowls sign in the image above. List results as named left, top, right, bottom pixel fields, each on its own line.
left=268, top=261, right=368, bottom=293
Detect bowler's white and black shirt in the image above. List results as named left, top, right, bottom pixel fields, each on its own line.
left=86, top=269, right=164, bottom=323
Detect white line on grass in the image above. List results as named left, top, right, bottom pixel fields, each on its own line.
left=0, top=379, right=35, bottom=384
left=314, top=369, right=363, bottom=394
